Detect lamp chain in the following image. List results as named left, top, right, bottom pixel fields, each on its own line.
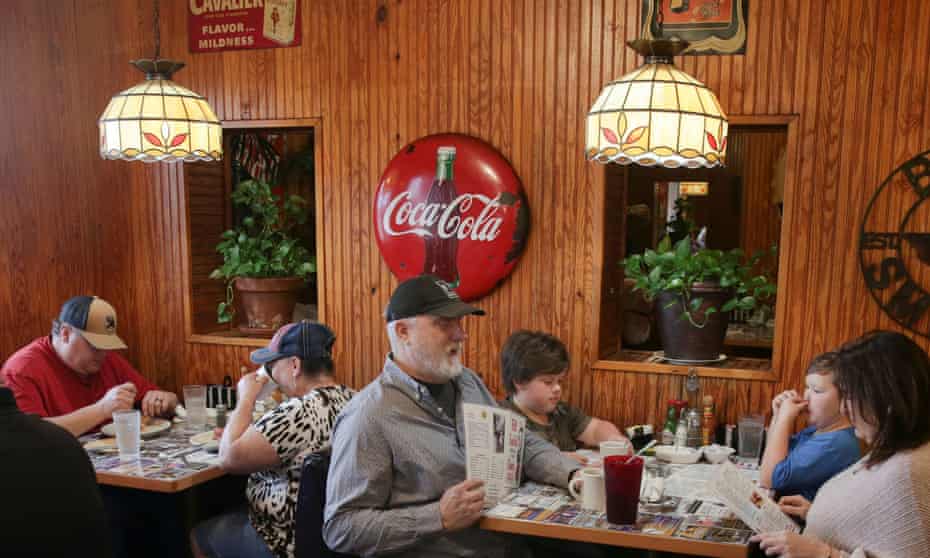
left=153, top=0, right=161, bottom=60
left=656, top=0, right=664, bottom=37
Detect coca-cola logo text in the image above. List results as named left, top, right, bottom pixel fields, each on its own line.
left=382, top=191, right=504, bottom=242
left=374, top=134, right=529, bottom=302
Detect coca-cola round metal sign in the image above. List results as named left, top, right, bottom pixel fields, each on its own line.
left=374, top=134, right=530, bottom=301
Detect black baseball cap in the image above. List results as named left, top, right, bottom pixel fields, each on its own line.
left=250, top=321, right=336, bottom=364
left=385, top=275, right=485, bottom=323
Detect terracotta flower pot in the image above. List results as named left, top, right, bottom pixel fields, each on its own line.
left=655, top=283, right=731, bottom=361
left=234, top=277, right=306, bottom=335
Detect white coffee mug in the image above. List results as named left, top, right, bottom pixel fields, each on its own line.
left=569, top=467, right=606, bottom=512
left=600, top=439, right=632, bottom=458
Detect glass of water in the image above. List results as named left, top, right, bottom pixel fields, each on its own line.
left=738, top=414, right=765, bottom=459
left=640, top=462, right=670, bottom=504
left=112, top=409, right=141, bottom=459
left=183, top=385, right=207, bottom=431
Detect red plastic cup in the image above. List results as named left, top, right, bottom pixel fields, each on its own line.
left=603, top=455, right=644, bottom=525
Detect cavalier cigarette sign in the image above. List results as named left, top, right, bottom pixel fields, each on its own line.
left=189, top=0, right=301, bottom=53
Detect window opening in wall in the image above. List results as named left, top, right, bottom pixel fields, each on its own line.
left=598, top=124, right=787, bottom=375
left=186, top=124, right=317, bottom=343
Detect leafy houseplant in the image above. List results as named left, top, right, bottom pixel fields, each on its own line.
left=622, top=236, right=777, bottom=360
left=210, top=179, right=316, bottom=329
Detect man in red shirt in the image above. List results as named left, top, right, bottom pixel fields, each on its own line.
left=1, top=295, right=178, bottom=436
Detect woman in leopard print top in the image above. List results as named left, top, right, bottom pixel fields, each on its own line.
left=193, top=322, right=355, bottom=558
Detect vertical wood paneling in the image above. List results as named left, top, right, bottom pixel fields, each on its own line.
left=5, top=0, right=930, bottom=428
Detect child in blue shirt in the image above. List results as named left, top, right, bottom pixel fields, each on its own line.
left=760, top=352, right=861, bottom=502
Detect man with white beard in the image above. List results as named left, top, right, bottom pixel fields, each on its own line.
left=324, top=275, right=582, bottom=558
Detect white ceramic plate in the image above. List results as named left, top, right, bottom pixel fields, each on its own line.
left=701, top=444, right=735, bottom=463
left=653, top=351, right=727, bottom=365
left=190, top=430, right=221, bottom=452
left=83, top=438, right=117, bottom=451
left=654, top=446, right=702, bottom=464
left=100, top=417, right=172, bottom=438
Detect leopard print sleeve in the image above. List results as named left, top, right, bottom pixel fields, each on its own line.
left=255, top=386, right=355, bottom=464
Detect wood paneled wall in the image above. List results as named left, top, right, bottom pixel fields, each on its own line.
left=3, top=0, right=930, bottom=430
left=728, top=126, right=786, bottom=268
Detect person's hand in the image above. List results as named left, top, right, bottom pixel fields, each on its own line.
left=750, top=531, right=832, bottom=557
left=771, top=390, right=798, bottom=421
left=96, top=382, right=137, bottom=417
left=778, top=494, right=812, bottom=520
left=778, top=396, right=809, bottom=422
left=141, top=390, right=178, bottom=417
left=237, top=371, right=268, bottom=406
left=564, top=451, right=589, bottom=465
left=439, top=479, right=486, bottom=531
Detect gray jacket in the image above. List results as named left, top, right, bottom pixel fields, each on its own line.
left=323, top=356, right=579, bottom=557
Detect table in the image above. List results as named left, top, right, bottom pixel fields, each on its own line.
left=481, top=462, right=757, bottom=558
left=83, top=423, right=225, bottom=493
left=83, top=423, right=242, bottom=558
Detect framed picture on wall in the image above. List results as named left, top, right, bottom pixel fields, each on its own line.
left=642, top=0, right=749, bottom=55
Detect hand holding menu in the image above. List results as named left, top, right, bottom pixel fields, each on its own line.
left=462, top=403, right=526, bottom=505
left=710, top=461, right=800, bottom=534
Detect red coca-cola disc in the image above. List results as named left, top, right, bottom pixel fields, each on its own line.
left=374, top=134, right=530, bottom=302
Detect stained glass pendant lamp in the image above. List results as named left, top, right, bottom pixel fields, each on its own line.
left=98, top=0, right=222, bottom=163
left=586, top=1, right=727, bottom=168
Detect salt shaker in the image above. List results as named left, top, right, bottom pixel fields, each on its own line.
left=685, top=408, right=703, bottom=448
left=674, top=409, right=688, bottom=447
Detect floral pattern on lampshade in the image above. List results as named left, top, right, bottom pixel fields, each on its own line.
left=98, top=79, right=222, bottom=163
left=586, top=63, right=727, bottom=168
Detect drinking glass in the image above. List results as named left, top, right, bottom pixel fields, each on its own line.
left=640, top=462, right=671, bottom=507
left=112, top=409, right=141, bottom=459
left=183, top=385, right=207, bottom=431
left=603, top=455, right=643, bottom=525
left=738, top=414, right=765, bottom=459
left=599, top=439, right=632, bottom=458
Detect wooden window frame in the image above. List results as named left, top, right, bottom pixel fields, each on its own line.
left=589, top=115, right=799, bottom=381
left=182, top=118, right=324, bottom=348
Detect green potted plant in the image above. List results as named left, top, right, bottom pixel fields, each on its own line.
left=622, top=236, right=776, bottom=361
left=210, top=178, right=316, bottom=334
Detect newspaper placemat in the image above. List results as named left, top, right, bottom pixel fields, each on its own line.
left=83, top=425, right=221, bottom=482
left=485, top=482, right=753, bottom=545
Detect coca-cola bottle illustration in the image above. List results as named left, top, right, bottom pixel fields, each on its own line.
left=422, top=146, right=460, bottom=286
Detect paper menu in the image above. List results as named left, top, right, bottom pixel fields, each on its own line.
left=710, top=461, right=800, bottom=534
left=462, top=403, right=526, bottom=505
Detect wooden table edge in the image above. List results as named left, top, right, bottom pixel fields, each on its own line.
left=96, top=465, right=226, bottom=493
left=480, top=516, right=749, bottom=558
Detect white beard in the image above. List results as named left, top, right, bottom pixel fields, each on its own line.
left=411, top=344, right=464, bottom=382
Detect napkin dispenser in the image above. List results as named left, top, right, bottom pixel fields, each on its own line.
left=206, top=375, right=237, bottom=409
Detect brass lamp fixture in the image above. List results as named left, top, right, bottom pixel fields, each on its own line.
left=586, top=1, right=727, bottom=168
left=98, top=0, right=222, bottom=163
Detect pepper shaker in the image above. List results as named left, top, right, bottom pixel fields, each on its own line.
left=215, top=404, right=227, bottom=428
